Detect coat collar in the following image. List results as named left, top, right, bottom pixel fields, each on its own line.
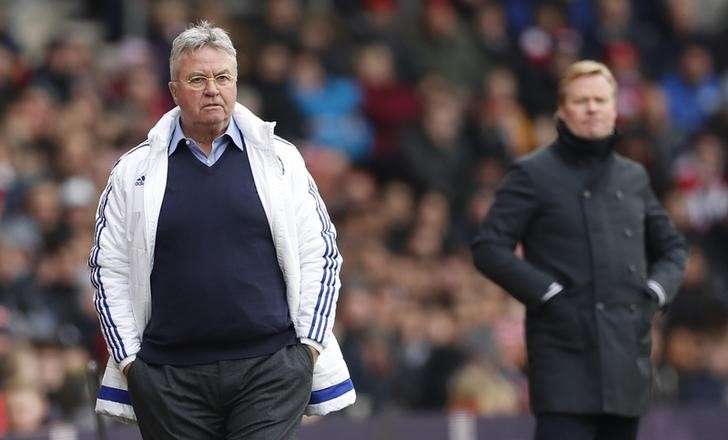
left=553, top=119, right=617, bottom=164
left=147, top=103, right=276, bottom=153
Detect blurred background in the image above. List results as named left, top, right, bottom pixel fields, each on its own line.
left=0, top=0, right=726, bottom=438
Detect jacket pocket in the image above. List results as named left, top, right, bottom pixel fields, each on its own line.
left=129, top=211, right=145, bottom=248
left=130, top=247, right=150, bottom=328
left=529, top=295, right=585, bottom=351
left=631, top=297, right=658, bottom=357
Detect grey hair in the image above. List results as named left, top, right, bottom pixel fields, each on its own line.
left=169, top=20, right=237, bottom=79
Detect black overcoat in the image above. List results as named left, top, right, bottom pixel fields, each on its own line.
left=472, top=136, right=687, bottom=417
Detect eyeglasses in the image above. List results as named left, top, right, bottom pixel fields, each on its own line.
left=176, top=73, right=236, bottom=90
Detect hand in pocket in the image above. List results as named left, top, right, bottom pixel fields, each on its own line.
left=540, top=294, right=584, bottom=350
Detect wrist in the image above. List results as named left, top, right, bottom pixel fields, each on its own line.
left=119, top=354, right=136, bottom=377
left=541, top=282, right=564, bottom=303
left=646, top=280, right=666, bottom=307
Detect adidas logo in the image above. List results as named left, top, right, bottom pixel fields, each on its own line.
left=135, top=175, right=145, bottom=186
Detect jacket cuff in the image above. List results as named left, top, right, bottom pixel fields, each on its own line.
left=647, top=280, right=667, bottom=307
left=118, top=354, right=137, bottom=372
left=541, top=282, right=564, bottom=303
left=299, top=338, right=322, bottom=354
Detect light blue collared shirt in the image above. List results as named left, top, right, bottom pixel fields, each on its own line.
left=169, top=116, right=245, bottom=166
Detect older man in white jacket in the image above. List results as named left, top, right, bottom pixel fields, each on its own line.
left=90, top=21, right=354, bottom=439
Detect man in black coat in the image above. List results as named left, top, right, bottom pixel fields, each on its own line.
left=471, top=61, right=687, bottom=440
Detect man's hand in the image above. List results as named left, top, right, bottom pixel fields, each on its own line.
left=305, top=345, right=319, bottom=365
left=122, top=362, right=133, bottom=377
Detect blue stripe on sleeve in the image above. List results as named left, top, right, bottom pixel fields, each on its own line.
left=308, top=378, right=354, bottom=405
left=306, top=180, right=332, bottom=343
left=89, top=141, right=149, bottom=363
left=97, top=385, right=132, bottom=405
left=306, top=177, right=341, bottom=343
left=89, top=184, right=121, bottom=362
left=89, top=182, right=127, bottom=362
left=309, top=181, right=340, bottom=343
left=314, top=196, right=339, bottom=342
left=314, top=217, right=339, bottom=342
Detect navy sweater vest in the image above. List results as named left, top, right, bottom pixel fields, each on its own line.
left=138, top=141, right=296, bottom=365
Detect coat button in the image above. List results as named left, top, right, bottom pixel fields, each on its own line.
left=629, top=303, right=638, bottom=312
left=624, top=228, right=633, bottom=237
left=628, top=264, right=637, bottom=273
left=596, top=302, right=605, bottom=311
left=583, top=190, right=592, bottom=199
left=616, top=190, right=624, bottom=200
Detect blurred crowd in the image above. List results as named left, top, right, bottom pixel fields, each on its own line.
left=0, top=0, right=727, bottom=436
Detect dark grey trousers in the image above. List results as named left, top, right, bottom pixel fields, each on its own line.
left=127, top=344, right=313, bottom=440
left=535, top=413, right=640, bottom=440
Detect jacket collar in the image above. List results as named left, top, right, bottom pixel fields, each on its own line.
left=553, top=119, right=617, bottom=163
left=147, top=103, right=276, bottom=152
left=168, top=113, right=245, bottom=156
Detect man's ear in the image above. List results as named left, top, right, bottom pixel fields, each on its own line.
left=169, top=82, right=178, bottom=104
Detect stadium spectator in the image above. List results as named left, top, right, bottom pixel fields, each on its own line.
left=250, top=41, right=305, bottom=141
left=405, top=0, right=485, bottom=90
left=661, top=43, right=723, bottom=135
left=400, top=77, right=471, bottom=202
left=290, top=50, right=373, bottom=162
left=356, top=43, right=420, bottom=178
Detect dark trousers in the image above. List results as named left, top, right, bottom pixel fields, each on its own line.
left=535, top=413, right=640, bottom=440
left=127, top=344, right=313, bottom=440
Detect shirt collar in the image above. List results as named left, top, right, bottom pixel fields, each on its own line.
left=168, top=115, right=244, bottom=156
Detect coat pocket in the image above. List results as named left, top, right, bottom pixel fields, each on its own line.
left=630, top=297, right=658, bottom=357
left=129, top=247, right=150, bottom=330
left=529, top=296, right=586, bottom=351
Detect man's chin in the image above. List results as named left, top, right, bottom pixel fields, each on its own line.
left=198, top=115, right=229, bottom=126
left=580, top=127, right=613, bottom=140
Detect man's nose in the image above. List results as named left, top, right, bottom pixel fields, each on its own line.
left=203, top=79, right=220, bottom=95
left=586, top=100, right=597, bottom=112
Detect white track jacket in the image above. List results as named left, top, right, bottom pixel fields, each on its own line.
left=91, top=104, right=355, bottom=422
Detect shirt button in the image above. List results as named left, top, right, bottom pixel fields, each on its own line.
left=624, top=228, right=633, bottom=237
left=628, top=264, right=637, bottom=273
left=596, top=302, right=605, bottom=311
left=583, top=190, right=592, bottom=199
left=186, top=139, right=191, bottom=145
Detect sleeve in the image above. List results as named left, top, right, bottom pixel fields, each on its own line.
left=643, top=181, right=688, bottom=306
left=289, top=153, right=343, bottom=352
left=471, top=165, right=560, bottom=307
left=88, top=163, right=140, bottom=367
